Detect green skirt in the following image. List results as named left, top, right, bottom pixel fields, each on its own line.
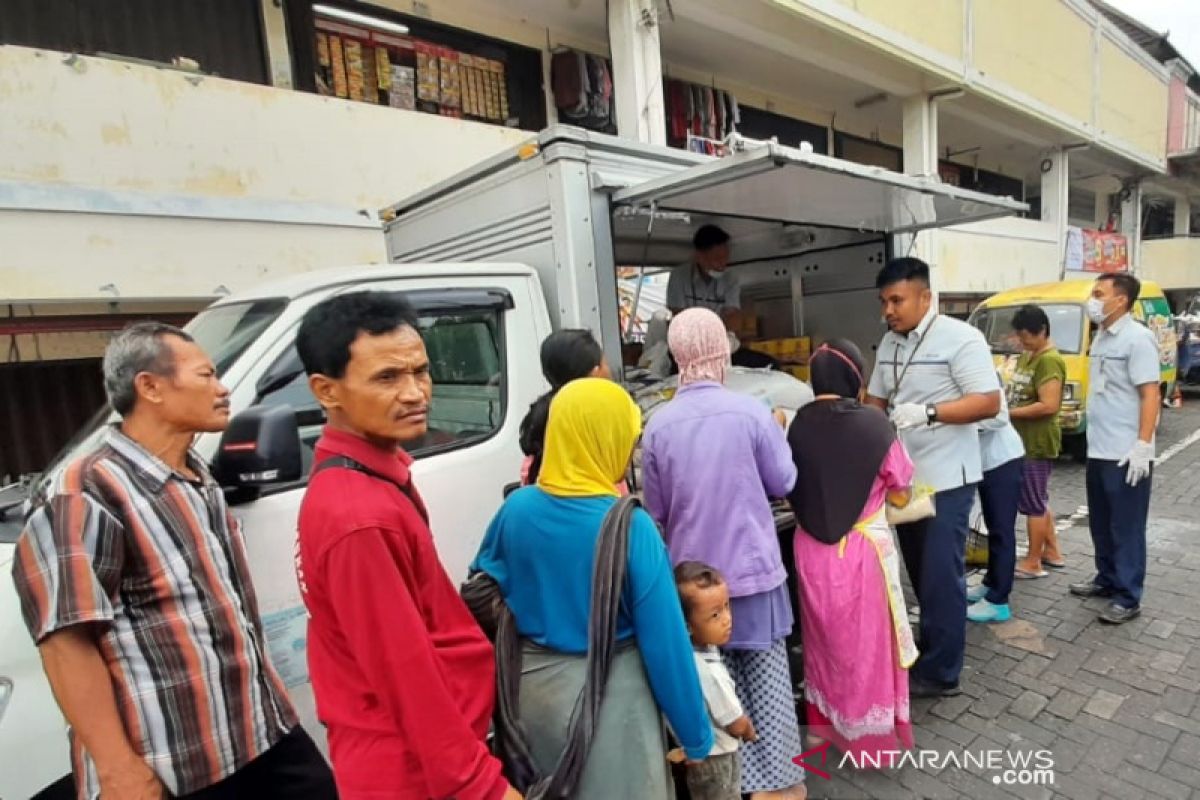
left=519, top=641, right=674, bottom=800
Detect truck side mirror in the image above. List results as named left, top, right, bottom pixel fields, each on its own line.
left=213, top=406, right=303, bottom=492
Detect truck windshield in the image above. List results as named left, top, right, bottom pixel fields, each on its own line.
left=188, top=300, right=287, bottom=374
left=31, top=300, right=286, bottom=498
left=968, top=303, right=1084, bottom=355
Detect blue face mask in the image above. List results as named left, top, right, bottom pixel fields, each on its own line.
left=1086, top=296, right=1109, bottom=324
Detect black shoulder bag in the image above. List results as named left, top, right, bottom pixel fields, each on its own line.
left=461, top=495, right=640, bottom=799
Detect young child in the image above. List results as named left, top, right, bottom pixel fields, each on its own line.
left=670, top=561, right=757, bottom=800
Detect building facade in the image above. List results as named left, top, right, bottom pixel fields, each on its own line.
left=1, top=0, right=1197, bottom=476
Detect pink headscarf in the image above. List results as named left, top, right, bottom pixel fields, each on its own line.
left=669, top=307, right=730, bottom=386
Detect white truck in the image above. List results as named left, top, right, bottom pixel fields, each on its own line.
left=0, top=126, right=1023, bottom=799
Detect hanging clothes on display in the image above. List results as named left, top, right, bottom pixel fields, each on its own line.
left=552, top=50, right=588, bottom=119
left=551, top=48, right=616, bottom=133
left=665, top=78, right=740, bottom=152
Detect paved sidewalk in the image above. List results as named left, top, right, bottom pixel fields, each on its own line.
left=807, top=397, right=1200, bottom=799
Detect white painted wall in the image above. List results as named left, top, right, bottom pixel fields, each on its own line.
left=0, top=45, right=530, bottom=303
left=1142, top=238, right=1200, bottom=290
left=935, top=217, right=1061, bottom=293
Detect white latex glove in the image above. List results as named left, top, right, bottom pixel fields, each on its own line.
left=890, top=403, right=929, bottom=430
left=1117, top=439, right=1155, bottom=486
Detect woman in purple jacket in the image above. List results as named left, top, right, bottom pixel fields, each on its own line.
left=642, top=308, right=805, bottom=800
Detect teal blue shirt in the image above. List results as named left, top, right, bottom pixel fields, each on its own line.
left=471, top=487, right=714, bottom=760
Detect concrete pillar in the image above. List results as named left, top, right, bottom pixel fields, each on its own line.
left=899, top=95, right=938, bottom=277
left=902, top=95, right=938, bottom=177
left=1175, top=196, right=1192, bottom=236
left=1121, top=182, right=1143, bottom=273
left=1040, top=150, right=1070, bottom=227
left=1040, top=149, right=1070, bottom=273
left=260, top=0, right=294, bottom=89
left=608, top=0, right=666, bottom=145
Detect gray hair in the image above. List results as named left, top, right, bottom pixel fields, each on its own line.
left=102, top=322, right=194, bottom=416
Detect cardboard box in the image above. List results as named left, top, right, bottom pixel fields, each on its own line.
left=727, top=311, right=760, bottom=340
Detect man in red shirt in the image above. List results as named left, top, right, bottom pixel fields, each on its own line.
left=294, top=291, right=520, bottom=800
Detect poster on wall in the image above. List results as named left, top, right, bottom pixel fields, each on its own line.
left=1065, top=226, right=1128, bottom=273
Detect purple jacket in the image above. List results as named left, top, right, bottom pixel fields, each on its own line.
left=642, top=382, right=797, bottom=596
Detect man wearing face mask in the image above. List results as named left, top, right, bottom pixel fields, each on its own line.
left=667, top=224, right=739, bottom=323
left=1069, top=273, right=1160, bottom=625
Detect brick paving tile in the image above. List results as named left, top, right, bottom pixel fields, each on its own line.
left=1082, top=689, right=1126, bottom=720
left=1158, top=760, right=1200, bottom=796
left=1168, top=732, right=1200, bottom=764
left=1009, top=690, right=1050, bottom=721
left=1046, top=690, right=1089, bottom=719
left=1152, top=710, right=1200, bottom=737
left=1113, top=763, right=1191, bottom=800
left=1125, top=733, right=1174, bottom=772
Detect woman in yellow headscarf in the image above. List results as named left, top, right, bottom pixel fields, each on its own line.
left=471, top=378, right=711, bottom=798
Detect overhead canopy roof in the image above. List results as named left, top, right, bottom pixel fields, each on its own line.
left=611, top=142, right=1028, bottom=235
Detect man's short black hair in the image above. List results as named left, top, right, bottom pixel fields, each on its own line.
left=875, top=257, right=931, bottom=290
left=1096, top=272, right=1141, bottom=307
left=1011, top=304, right=1050, bottom=337
left=693, top=224, right=731, bottom=252
left=296, top=291, right=420, bottom=378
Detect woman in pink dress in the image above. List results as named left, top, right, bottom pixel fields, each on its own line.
left=786, top=339, right=918, bottom=764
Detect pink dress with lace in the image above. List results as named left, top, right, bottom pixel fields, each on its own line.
left=793, top=439, right=916, bottom=764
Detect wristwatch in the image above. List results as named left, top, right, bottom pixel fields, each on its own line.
left=925, top=404, right=938, bottom=425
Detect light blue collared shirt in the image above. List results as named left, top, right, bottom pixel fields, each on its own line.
left=979, top=392, right=1025, bottom=472
left=868, top=307, right=1002, bottom=492
left=1086, top=312, right=1160, bottom=460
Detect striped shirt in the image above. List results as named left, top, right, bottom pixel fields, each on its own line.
left=12, top=426, right=297, bottom=799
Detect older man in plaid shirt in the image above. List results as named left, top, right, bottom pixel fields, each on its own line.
left=13, top=323, right=336, bottom=800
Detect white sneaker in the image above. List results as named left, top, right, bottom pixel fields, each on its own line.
left=967, top=584, right=988, bottom=604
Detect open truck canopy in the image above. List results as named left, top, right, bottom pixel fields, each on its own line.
left=382, top=126, right=1029, bottom=373
left=610, top=140, right=1026, bottom=234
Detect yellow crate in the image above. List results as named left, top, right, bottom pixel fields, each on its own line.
left=746, top=339, right=779, bottom=356
left=776, top=337, right=812, bottom=357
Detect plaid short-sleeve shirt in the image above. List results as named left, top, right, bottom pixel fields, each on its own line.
left=12, top=426, right=297, bottom=799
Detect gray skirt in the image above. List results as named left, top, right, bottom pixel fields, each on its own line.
left=519, top=642, right=674, bottom=800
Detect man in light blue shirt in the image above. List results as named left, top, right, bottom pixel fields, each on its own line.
left=1069, top=273, right=1160, bottom=624
left=867, top=258, right=1001, bottom=698
left=969, top=396, right=1025, bottom=624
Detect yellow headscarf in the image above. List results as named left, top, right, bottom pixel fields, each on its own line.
left=537, top=378, right=641, bottom=497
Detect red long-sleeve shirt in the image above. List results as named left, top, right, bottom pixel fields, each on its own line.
left=297, top=426, right=507, bottom=800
